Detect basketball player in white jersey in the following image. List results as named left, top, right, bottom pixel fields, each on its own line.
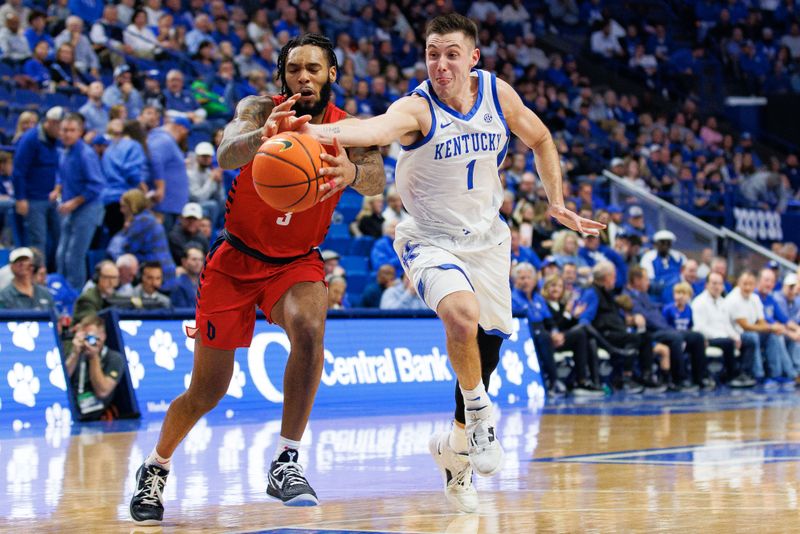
left=301, top=13, right=604, bottom=512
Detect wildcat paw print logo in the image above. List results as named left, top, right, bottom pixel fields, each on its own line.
left=524, top=338, right=540, bottom=373
left=488, top=369, right=502, bottom=397
left=7, top=362, right=40, bottom=407
left=119, top=320, right=143, bottom=336
left=150, top=329, right=178, bottom=371
left=502, top=349, right=524, bottom=386
left=125, top=346, right=145, bottom=389
left=7, top=322, right=39, bottom=351
left=45, top=402, right=72, bottom=447
left=45, top=348, right=66, bottom=391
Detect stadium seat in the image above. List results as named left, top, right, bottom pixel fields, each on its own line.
left=44, top=92, right=72, bottom=109
left=320, top=237, right=350, bottom=256
left=13, top=90, right=42, bottom=110
left=349, top=236, right=375, bottom=256
left=346, top=272, right=370, bottom=295
left=334, top=204, right=361, bottom=224
left=327, top=223, right=350, bottom=239
left=340, top=255, right=369, bottom=275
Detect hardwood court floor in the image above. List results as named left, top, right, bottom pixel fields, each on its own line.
left=3, top=388, right=800, bottom=533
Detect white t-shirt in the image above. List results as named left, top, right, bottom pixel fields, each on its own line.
left=724, top=287, right=764, bottom=334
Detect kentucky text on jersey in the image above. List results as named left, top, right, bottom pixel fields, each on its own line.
left=434, top=132, right=505, bottom=160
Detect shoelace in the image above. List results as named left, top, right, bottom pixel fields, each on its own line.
left=273, top=460, right=308, bottom=487
left=138, top=468, right=166, bottom=507
left=469, top=419, right=496, bottom=452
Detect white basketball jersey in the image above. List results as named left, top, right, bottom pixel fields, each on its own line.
left=396, top=69, right=510, bottom=239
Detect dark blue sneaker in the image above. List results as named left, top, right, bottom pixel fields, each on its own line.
left=266, top=449, right=319, bottom=506
left=130, top=462, right=169, bottom=525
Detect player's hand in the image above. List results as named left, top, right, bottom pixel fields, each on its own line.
left=15, top=200, right=28, bottom=217
left=548, top=205, right=606, bottom=236
left=318, top=138, right=356, bottom=202
left=261, top=94, right=312, bottom=140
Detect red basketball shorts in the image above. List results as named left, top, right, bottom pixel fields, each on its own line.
left=189, top=240, right=325, bottom=350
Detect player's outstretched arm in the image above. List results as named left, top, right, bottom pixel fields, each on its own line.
left=496, top=78, right=605, bottom=236
left=218, top=94, right=310, bottom=170
left=304, top=96, right=425, bottom=148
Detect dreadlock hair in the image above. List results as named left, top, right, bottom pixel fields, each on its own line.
left=276, top=33, right=338, bottom=96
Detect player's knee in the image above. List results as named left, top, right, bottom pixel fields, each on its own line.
left=285, top=312, right=325, bottom=348
left=443, top=314, right=479, bottom=343
left=184, top=386, right=225, bottom=415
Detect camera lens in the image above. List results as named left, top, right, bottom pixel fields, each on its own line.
left=86, top=335, right=97, bottom=346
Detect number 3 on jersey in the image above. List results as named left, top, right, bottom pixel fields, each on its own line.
left=276, top=213, right=293, bottom=226
left=465, top=159, right=476, bottom=190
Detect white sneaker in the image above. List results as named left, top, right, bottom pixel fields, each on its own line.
left=428, top=432, right=479, bottom=513
left=465, top=404, right=504, bottom=477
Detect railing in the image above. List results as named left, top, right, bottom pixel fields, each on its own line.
left=602, top=170, right=799, bottom=275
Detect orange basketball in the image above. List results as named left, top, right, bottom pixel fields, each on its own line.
left=252, top=132, right=326, bottom=212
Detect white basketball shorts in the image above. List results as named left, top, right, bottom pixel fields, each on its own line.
left=393, top=218, right=513, bottom=338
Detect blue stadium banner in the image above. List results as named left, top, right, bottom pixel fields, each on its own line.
left=0, top=314, right=543, bottom=434
left=0, top=314, right=73, bottom=438
left=119, top=316, right=544, bottom=418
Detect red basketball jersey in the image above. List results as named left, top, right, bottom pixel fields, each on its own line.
left=224, top=97, right=348, bottom=258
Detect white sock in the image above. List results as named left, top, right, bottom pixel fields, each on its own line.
left=460, top=381, right=490, bottom=411
left=145, top=448, right=171, bottom=471
left=273, top=436, right=302, bottom=461
left=449, top=423, right=468, bottom=454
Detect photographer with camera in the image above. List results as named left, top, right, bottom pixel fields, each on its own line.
left=63, top=314, right=125, bottom=420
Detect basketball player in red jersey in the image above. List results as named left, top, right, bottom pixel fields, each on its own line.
left=130, top=34, right=385, bottom=523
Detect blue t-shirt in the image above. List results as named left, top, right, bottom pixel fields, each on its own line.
left=511, top=288, right=551, bottom=325
left=663, top=303, right=693, bottom=331
left=147, top=128, right=189, bottom=215
left=758, top=291, right=789, bottom=324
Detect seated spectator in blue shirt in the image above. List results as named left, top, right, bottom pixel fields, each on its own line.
left=107, top=188, right=176, bottom=292
left=24, top=11, right=54, bottom=52
left=22, top=40, right=51, bottom=88
left=164, top=69, right=205, bottom=124
left=625, top=266, right=712, bottom=390
left=103, top=64, right=144, bottom=119
left=578, top=233, right=626, bottom=289
left=370, top=220, right=402, bottom=275
left=662, top=282, right=694, bottom=331
left=639, top=230, right=686, bottom=300
left=622, top=205, right=652, bottom=244
left=773, top=273, right=799, bottom=323
left=510, top=224, right=541, bottom=269
left=360, top=264, right=397, bottom=308
left=52, top=113, right=105, bottom=292
left=170, top=246, right=203, bottom=309
left=380, top=273, right=427, bottom=310
left=185, top=13, right=215, bottom=56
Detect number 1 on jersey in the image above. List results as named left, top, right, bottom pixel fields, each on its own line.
left=466, top=159, right=476, bottom=190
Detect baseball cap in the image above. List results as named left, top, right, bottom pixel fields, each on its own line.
left=321, top=250, right=340, bottom=262
left=610, top=157, right=625, bottom=168
left=113, top=64, right=130, bottom=78
left=195, top=142, right=215, bottom=157
left=784, top=273, right=798, bottom=287
left=45, top=106, right=64, bottom=121
left=181, top=202, right=203, bottom=219
left=541, top=256, right=557, bottom=268
left=9, top=247, right=33, bottom=263
left=741, top=131, right=752, bottom=140
left=629, top=206, right=644, bottom=217
left=91, top=135, right=109, bottom=146
left=607, top=204, right=622, bottom=214
left=171, top=116, right=192, bottom=130
left=767, top=259, right=779, bottom=269
left=653, top=230, right=676, bottom=242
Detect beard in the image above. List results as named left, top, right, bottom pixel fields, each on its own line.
left=289, top=80, right=332, bottom=117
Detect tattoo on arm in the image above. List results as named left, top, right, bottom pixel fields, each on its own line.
left=217, top=96, right=272, bottom=170
left=348, top=148, right=385, bottom=196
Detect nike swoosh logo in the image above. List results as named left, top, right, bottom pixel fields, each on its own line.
left=467, top=396, right=481, bottom=401
left=440, top=121, right=454, bottom=129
